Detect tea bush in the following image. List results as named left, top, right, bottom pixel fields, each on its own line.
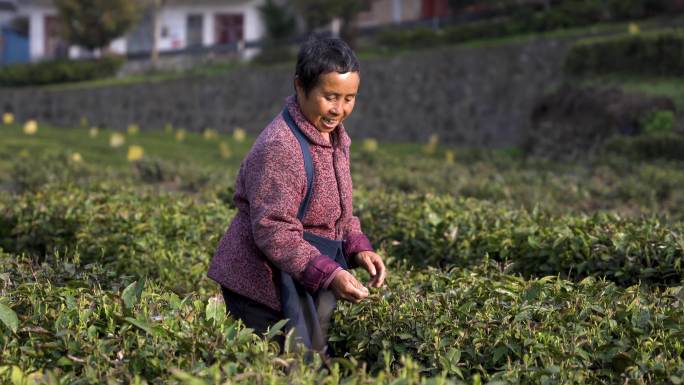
left=2, top=180, right=683, bottom=293
left=9, top=150, right=96, bottom=193
left=331, top=263, right=684, bottom=384
left=605, top=133, right=684, bottom=161
left=0, top=181, right=234, bottom=295
left=351, top=149, right=684, bottom=221
left=356, top=191, right=684, bottom=286
left=0, top=252, right=455, bottom=384
left=3, top=126, right=684, bottom=383
left=564, top=30, right=684, bottom=76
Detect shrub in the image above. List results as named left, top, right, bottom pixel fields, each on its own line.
left=604, top=133, right=684, bottom=160
left=332, top=263, right=684, bottom=383
left=356, top=191, right=684, bottom=287
left=525, top=85, right=676, bottom=160
left=0, top=55, right=125, bottom=87
left=10, top=150, right=94, bottom=193
left=564, top=30, right=684, bottom=77
left=131, top=156, right=217, bottom=192
left=0, top=252, right=445, bottom=384
left=251, top=43, right=296, bottom=65
left=641, top=109, right=675, bottom=135
left=442, top=18, right=514, bottom=43
left=376, top=27, right=444, bottom=49
left=0, top=182, right=234, bottom=295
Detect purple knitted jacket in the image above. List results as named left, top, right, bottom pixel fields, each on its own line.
left=207, top=95, right=374, bottom=312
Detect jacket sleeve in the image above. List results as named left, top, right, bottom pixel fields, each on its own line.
left=340, top=216, right=375, bottom=269
left=245, top=137, right=340, bottom=293
left=339, top=144, right=374, bottom=267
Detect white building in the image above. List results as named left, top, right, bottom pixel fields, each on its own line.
left=0, top=0, right=266, bottom=64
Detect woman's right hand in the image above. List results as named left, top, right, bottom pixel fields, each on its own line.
left=329, top=270, right=369, bottom=303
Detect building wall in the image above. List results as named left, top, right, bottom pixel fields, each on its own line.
left=9, top=0, right=264, bottom=62
left=357, top=0, right=422, bottom=27
left=18, top=4, right=51, bottom=60
left=154, top=1, right=263, bottom=50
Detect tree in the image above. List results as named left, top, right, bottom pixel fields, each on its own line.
left=54, top=0, right=140, bottom=52
left=337, top=0, right=368, bottom=48
left=259, top=0, right=297, bottom=41
left=292, top=0, right=370, bottom=47
left=254, top=0, right=298, bottom=64
left=147, top=0, right=167, bottom=70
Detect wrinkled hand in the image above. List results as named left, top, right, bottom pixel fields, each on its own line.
left=329, top=270, right=369, bottom=303
left=354, top=251, right=386, bottom=288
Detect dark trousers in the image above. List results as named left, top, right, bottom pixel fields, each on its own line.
left=221, top=286, right=286, bottom=350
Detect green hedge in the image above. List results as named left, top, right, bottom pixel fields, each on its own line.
left=605, top=133, right=684, bottom=161
left=2, top=179, right=683, bottom=290
left=0, top=181, right=233, bottom=295
left=564, top=30, right=684, bottom=76
left=0, top=55, right=125, bottom=87
left=332, top=263, right=684, bottom=383
left=356, top=192, right=684, bottom=287
left=0, top=252, right=445, bottom=384
left=377, top=1, right=680, bottom=50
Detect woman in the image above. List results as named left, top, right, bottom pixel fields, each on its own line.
left=207, top=37, right=386, bottom=355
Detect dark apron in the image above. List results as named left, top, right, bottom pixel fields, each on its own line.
left=279, top=108, right=348, bottom=355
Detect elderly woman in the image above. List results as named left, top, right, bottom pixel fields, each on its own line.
left=207, top=37, right=386, bottom=355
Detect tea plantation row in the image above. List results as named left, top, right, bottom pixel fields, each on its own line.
left=1, top=181, right=682, bottom=293
left=1, top=132, right=683, bottom=383
left=332, top=262, right=684, bottom=384
left=5, top=145, right=684, bottom=222
left=2, top=246, right=683, bottom=384
left=1, top=252, right=450, bottom=385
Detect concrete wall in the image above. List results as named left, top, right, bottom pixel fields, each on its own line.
left=0, top=37, right=573, bottom=147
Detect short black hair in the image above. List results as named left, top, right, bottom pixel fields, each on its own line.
left=295, top=37, right=360, bottom=97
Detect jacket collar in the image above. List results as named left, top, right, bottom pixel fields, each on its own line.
left=285, top=94, right=351, bottom=149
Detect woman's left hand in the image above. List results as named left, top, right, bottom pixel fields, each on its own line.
left=354, top=251, right=386, bottom=288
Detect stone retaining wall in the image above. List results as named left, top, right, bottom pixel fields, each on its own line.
left=0, top=38, right=573, bottom=147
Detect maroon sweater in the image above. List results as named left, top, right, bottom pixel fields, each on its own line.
left=207, top=95, right=374, bottom=311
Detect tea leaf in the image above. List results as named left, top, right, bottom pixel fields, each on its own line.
left=0, top=302, right=18, bottom=333
left=122, top=280, right=144, bottom=309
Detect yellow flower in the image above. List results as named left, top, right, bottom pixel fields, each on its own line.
left=204, top=128, right=218, bottom=140
left=71, top=152, right=83, bottom=163
left=89, top=127, right=99, bottom=138
left=164, top=123, right=174, bottom=134
left=23, top=120, right=38, bottom=135
left=445, top=150, right=455, bottom=164
left=80, top=116, right=88, bottom=128
left=628, top=22, right=640, bottom=35
left=127, top=145, right=144, bottom=162
left=175, top=129, right=186, bottom=142
left=18, top=148, right=29, bottom=158
left=362, top=138, right=378, bottom=153
left=127, top=124, right=139, bottom=135
left=233, top=128, right=246, bottom=143
left=219, top=141, right=232, bottom=159
left=109, top=132, right=125, bottom=148
left=3, top=112, right=14, bottom=125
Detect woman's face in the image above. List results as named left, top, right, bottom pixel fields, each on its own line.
left=295, top=71, right=360, bottom=135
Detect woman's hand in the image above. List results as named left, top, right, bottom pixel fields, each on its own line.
left=329, top=270, right=369, bottom=303
left=354, top=251, right=387, bottom=288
